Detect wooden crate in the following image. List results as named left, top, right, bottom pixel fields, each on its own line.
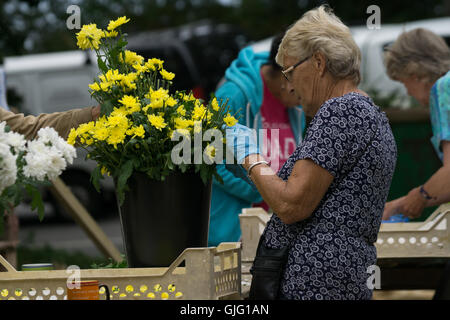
left=0, top=242, right=241, bottom=300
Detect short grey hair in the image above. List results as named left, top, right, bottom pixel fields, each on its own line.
left=276, top=5, right=361, bottom=85
left=384, top=28, right=450, bottom=83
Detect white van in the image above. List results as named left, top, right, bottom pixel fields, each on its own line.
left=3, top=50, right=115, bottom=220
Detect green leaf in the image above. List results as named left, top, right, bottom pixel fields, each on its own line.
left=97, top=57, right=108, bottom=73
left=90, top=166, right=103, bottom=193
left=26, top=185, right=45, bottom=222
left=116, top=160, right=134, bottom=205
left=200, top=167, right=209, bottom=185
left=101, top=100, right=114, bottom=116
left=179, top=163, right=188, bottom=173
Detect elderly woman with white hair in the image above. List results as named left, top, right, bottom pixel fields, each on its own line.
left=383, top=28, right=450, bottom=221
left=225, top=5, right=397, bottom=300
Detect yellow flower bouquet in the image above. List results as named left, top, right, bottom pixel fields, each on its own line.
left=68, top=17, right=238, bottom=205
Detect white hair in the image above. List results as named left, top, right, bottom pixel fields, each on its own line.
left=276, top=5, right=361, bottom=85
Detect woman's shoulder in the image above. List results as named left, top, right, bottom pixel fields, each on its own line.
left=320, top=91, right=378, bottom=118
left=435, top=70, right=450, bottom=93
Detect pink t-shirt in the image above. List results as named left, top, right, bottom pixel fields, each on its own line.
left=253, top=73, right=297, bottom=211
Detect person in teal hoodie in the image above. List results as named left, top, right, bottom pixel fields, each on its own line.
left=208, top=33, right=306, bottom=246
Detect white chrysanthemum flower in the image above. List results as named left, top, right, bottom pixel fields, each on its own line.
left=45, top=146, right=67, bottom=181
left=5, top=131, right=26, bottom=153
left=23, top=140, right=52, bottom=181
left=37, top=127, right=60, bottom=144
left=36, top=127, right=77, bottom=165
left=0, top=142, right=18, bottom=194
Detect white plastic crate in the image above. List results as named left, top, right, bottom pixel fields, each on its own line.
left=376, top=203, right=450, bottom=258
left=0, top=242, right=241, bottom=300
left=239, top=204, right=450, bottom=260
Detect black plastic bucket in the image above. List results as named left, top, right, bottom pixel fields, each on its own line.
left=117, top=171, right=212, bottom=268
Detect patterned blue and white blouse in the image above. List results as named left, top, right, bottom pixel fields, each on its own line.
left=262, top=92, right=397, bottom=300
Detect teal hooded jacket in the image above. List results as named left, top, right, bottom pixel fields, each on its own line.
left=208, top=44, right=306, bottom=246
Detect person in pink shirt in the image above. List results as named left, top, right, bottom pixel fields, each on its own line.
left=208, top=33, right=306, bottom=245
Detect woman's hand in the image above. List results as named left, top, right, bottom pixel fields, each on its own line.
left=401, top=187, right=427, bottom=219
left=225, top=123, right=260, bottom=164
left=382, top=198, right=404, bottom=220
left=91, top=105, right=101, bottom=120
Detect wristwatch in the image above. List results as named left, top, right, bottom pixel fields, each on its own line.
left=419, top=185, right=436, bottom=200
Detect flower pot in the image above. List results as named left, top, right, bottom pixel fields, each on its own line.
left=117, top=171, right=212, bottom=268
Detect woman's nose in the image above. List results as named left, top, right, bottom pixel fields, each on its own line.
left=285, top=79, right=295, bottom=93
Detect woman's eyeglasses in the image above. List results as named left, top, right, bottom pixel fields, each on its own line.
left=281, top=56, right=311, bottom=82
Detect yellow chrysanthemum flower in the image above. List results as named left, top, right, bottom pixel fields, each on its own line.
left=177, top=105, right=186, bottom=116
left=93, top=127, right=109, bottom=141
left=101, top=69, right=123, bottom=83
left=105, top=30, right=118, bottom=38
left=67, top=128, right=77, bottom=145
left=145, top=58, right=164, bottom=71
left=126, top=125, right=145, bottom=138
left=120, top=73, right=138, bottom=91
left=84, top=136, right=94, bottom=145
left=101, top=166, right=110, bottom=176
left=148, top=99, right=164, bottom=110
left=89, top=81, right=111, bottom=92
left=182, top=92, right=196, bottom=101
left=107, top=114, right=129, bottom=129
left=211, top=97, right=220, bottom=111
left=192, top=105, right=207, bottom=121
left=205, top=144, right=216, bottom=161
left=110, top=107, right=128, bottom=118
left=120, top=50, right=144, bottom=66
left=107, top=16, right=130, bottom=31
left=174, top=117, right=192, bottom=130
left=77, top=122, right=95, bottom=136
left=166, top=96, right=177, bottom=107
left=224, top=113, right=238, bottom=127
left=133, top=125, right=145, bottom=138
left=149, top=87, right=169, bottom=100
left=148, top=114, right=167, bottom=131
left=107, top=126, right=127, bottom=147
left=118, top=95, right=141, bottom=113
left=89, top=82, right=101, bottom=91
left=76, top=23, right=104, bottom=50
left=133, top=63, right=148, bottom=74
left=160, top=69, right=175, bottom=81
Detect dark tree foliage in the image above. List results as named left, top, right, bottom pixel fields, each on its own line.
left=0, top=0, right=449, bottom=63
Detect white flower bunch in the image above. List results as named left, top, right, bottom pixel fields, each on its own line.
left=23, top=127, right=77, bottom=181
left=0, top=122, right=77, bottom=227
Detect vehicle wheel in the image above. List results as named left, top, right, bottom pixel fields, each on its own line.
left=49, top=171, right=108, bottom=222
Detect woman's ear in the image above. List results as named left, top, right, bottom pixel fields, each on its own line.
left=313, top=51, right=327, bottom=76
